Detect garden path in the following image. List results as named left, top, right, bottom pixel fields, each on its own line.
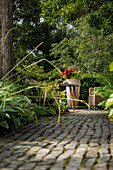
left=0, top=110, right=113, bottom=170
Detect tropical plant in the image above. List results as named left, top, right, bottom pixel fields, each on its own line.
left=95, top=62, right=113, bottom=120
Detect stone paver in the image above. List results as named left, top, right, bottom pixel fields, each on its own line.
left=0, top=110, right=112, bottom=170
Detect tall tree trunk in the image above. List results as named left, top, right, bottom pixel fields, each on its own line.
left=0, top=0, right=13, bottom=79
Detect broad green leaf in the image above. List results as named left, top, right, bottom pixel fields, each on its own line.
left=11, top=101, right=20, bottom=106
left=108, top=109, right=113, bottom=118
left=106, top=98, right=113, bottom=107
left=109, top=94, right=113, bottom=98
left=0, top=106, right=16, bottom=112
left=2, top=97, right=13, bottom=102
left=0, top=112, right=10, bottom=119
left=109, top=62, right=113, bottom=71
left=13, top=118, right=21, bottom=129
left=5, top=113, right=10, bottom=119
left=14, top=106, right=25, bottom=113
left=0, top=121, right=9, bottom=129
left=0, top=91, right=7, bottom=96
left=15, top=96, right=31, bottom=104
left=0, top=82, right=3, bottom=87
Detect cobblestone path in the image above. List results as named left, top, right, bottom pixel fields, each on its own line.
left=0, top=110, right=113, bottom=170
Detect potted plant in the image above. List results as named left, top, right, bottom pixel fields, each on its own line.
left=61, top=68, right=82, bottom=108
left=61, top=68, right=82, bottom=84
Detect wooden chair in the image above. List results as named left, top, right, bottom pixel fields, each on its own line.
left=89, top=87, right=104, bottom=109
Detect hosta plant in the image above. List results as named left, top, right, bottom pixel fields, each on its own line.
left=0, top=82, right=34, bottom=130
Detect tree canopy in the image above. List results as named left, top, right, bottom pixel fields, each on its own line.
left=13, top=0, right=67, bottom=62
left=12, top=0, right=113, bottom=74
left=39, top=0, right=113, bottom=73
left=40, top=0, right=113, bottom=35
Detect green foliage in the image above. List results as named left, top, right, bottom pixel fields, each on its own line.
left=50, top=37, right=78, bottom=69
left=50, top=16, right=113, bottom=74
left=13, top=0, right=113, bottom=75
left=22, top=65, right=62, bottom=82
left=105, top=63, right=113, bottom=120
left=40, top=0, right=113, bottom=35
left=29, top=104, right=57, bottom=117
left=96, top=86, right=113, bottom=101
left=58, top=90, right=68, bottom=112
left=110, top=62, right=113, bottom=71
left=39, top=1, right=113, bottom=74
left=87, top=1, right=113, bottom=34
left=97, top=73, right=113, bottom=86
left=95, top=72, right=113, bottom=104
left=106, top=94, right=113, bottom=107
left=0, top=76, right=62, bottom=131
left=95, top=62, right=113, bottom=120
left=40, top=0, right=73, bottom=25
left=13, top=0, right=68, bottom=64
left=19, top=70, right=63, bottom=114
left=71, top=71, right=82, bottom=80
left=13, top=57, right=65, bottom=122
left=0, top=82, right=34, bottom=130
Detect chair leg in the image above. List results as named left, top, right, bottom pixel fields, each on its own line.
left=73, top=86, right=77, bottom=109
left=69, top=86, right=74, bottom=110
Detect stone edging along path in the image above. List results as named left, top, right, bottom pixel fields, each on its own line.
left=0, top=110, right=113, bottom=170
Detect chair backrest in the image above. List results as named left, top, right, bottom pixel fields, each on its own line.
left=89, top=87, right=104, bottom=108
left=89, top=88, right=94, bottom=95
